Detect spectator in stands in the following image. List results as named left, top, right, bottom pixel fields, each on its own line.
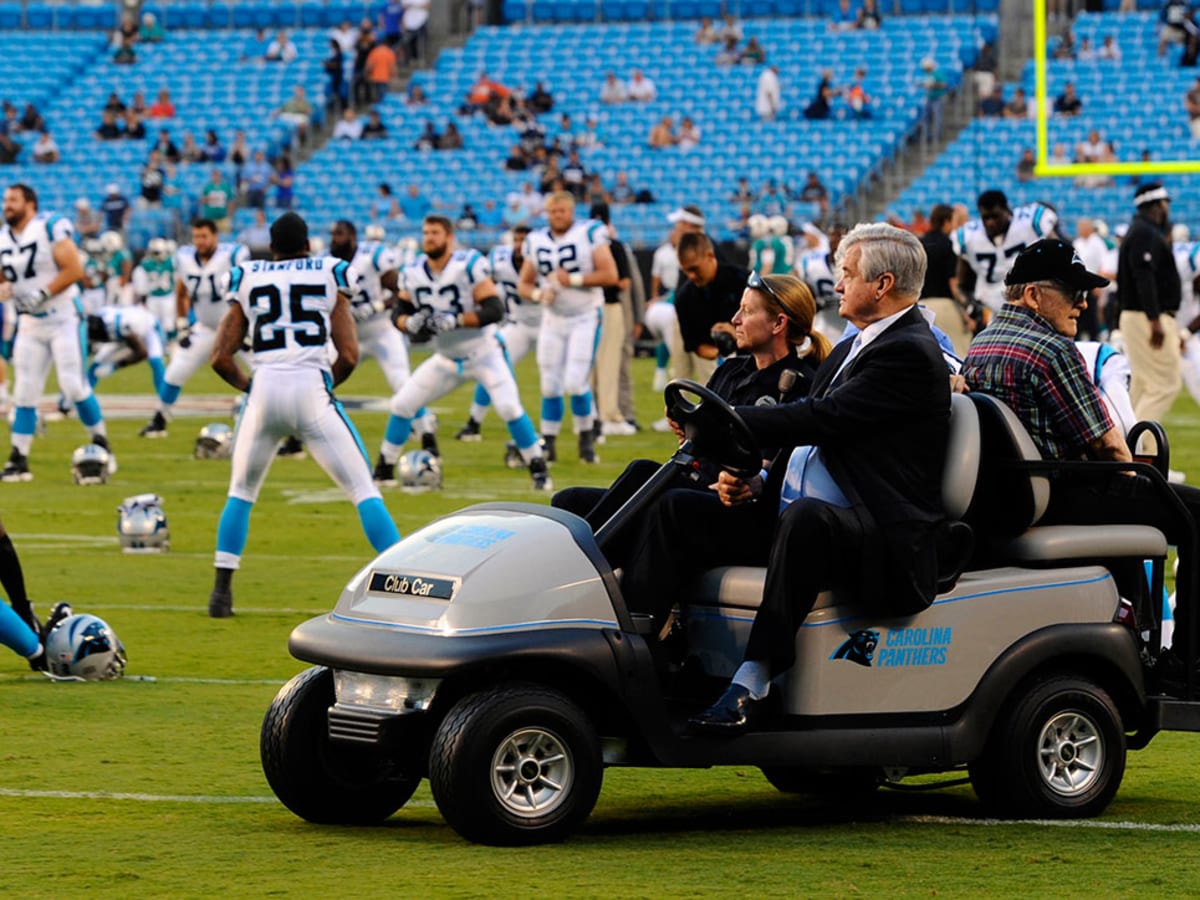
left=677, top=116, right=701, bottom=151
left=104, top=92, right=127, bottom=115
left=323, top=39, right=347, bottom=112
left=627, top=69, right=657, bottom=102
left=610, top=171, right=636, bottom=204
left=756, top=180, right=790, bottom=218
left=527, top=81, right=554, bottom=114
left=979, top=85, right=1006, bottom=116
left=162, top=162, right=184, bottom=212
left=95, top=110, right=123, bottom=141
left=330, top=19, right=358, bottom=54
left=1016, top=147, right=1036, bottom=182
left=600, top=72, right=627, bottom=104
left=332, top=108, right=364, bottom=141
left=75, top=198, right=101, bottom=238
left=140, top=150, right=165, bottom=205
left=856, top=0, right=881, bottom=30
left=124, top=111, right=146, bottom=139
left=1099, top=35, right=1121, bottom=60
left=804, top=70, right=836, bottom=120
left=846, top=67, right=872, bottom=119
left=362, top=109, right=387, bottom=139
left=648, top=115, right=676, bottom=149
left=242, top=150, right=272, bottom=208
left=200, top=129, right=224, bottom=163
left=378, top=2, right=402, bottom=49
left=148, top=89, right=175, bottom=119
left=414, top=120, right=439, bottom=151
left=351, top=22, right=376, bottom=105
left=1049, top=142, right=1071, bottom=166
left=504, top=144, right=528, bottom=171
left=152, top=128, right=179, bottom=163
left=1078, top=37, right=1097, bottom=61
left=116, top=12, right=138, bottom=46
left=799, top=172, right=828, bottom=218
left=201, top=169, right=235, bottom=232
left=114, top=37, right=137, bottom=65
left=1004, top=86, right=1033, bottom=119
left=402, top=0, right=431, bottom=63
left=238, top=209, right=271, bottom=253
left=756, top=65, right=782, bottom=120
left=512, top=182, right=543, bottom=219
left=371, top=182, right=400, bottom=220
left=179, top=132, right=204, bottom=163
left=229, top=131, right=249, bottom=171
left=1075, top=130, right=1115, bottom=188
left=538, top=156, right=562, bottom=193
left=1187, top=76, right=1200, bottom=139
left=695, top=16, right=718, bottom=44
left=1054, top=81, right=1082, bottom=116
left=401, top=183, right=432, bottom=220
left=20, top=104, right=43, bottom=134
left=920, top=57, right=948, bottom=139
left=101, top=183, right=130, bottom=232
left=488, top=95, right=516, bottom=126
left=265, top=30, right=298, bottom=63
left=241, top=28, right=271, bottom=61
left=438, top=121, right=464, bottom=150
left=457, top=203, right=478, bottom=231
left=275, top=86, right=313, bottom=143
left=715, top=35, right=740, bottom=66
left=1161, top=0, right=1191, bottom=56
left=561, top=150, right=589, bottom=199
left=478, top=198, right=503, bottom=229
left=503, top=195, right=530, bottom=228
left=271, top=154, right=294, bottom=208
left=406, top=84, right=427, bottom=107
left=130, top=91, right=149, bottom=117
left=139, top=12, right=165, bottom=42
left=464, top=71, right=510, bottom=115
left=31, top=130, right=58, bottom=164
left=718, top=13, right=743, bottom=43
left=739, top=37, right=766, bottom=65
left=830, top=0, right=857, bottom=32
left=1053, top=31, right=1077, bottom=60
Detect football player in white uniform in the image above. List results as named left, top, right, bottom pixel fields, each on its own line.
left=139, top=218, right=249, bottom=437
left=0, top=183, right=113, bottom=481
left=86, top=304, right=166, bottom=394
left=953, top=190, right=1058, bottom=316
left=329, top=219, right=438, bottom=455
left=207, top=212, right=399, bottom=618
left=454, top=225, right=540, bottom=441
left=798, top=222, right=849, bottom=342
left=379, top=215, right=550, bottom=490
left=518, top=191, right=619, bottom=463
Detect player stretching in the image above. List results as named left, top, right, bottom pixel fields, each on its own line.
left=208, top=212, right=399, bottom=618
left=375, top=215, right=550, bottom=490
left=518, top=191, right=618, bottom=463
left=329, top=220, right=439, bottom=456
left=0, top=183, right=113, bottom=481
left=139, top=219, right=249, bottom=438
left=86, top=305, right=166, bottom=394
left=454, top=225, right=540, bottom=442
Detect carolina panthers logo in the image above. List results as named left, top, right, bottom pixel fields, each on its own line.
left=831, top=629, right=879, bottom=667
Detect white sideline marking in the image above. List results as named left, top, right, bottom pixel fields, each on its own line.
left=897, top=814, right=1200, bottom=833
left=0, top=787, right=437, bottom=809
left=85, top=603, right=327, bottom=615
left=0, top=673, right=288, bottom=685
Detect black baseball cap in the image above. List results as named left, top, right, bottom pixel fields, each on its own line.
left=1005, top=239, right=1109, bottom=291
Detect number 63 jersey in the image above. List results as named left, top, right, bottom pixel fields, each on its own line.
left=401, top=248, right=495, bottom=358
left=227, top=256, right=351, bottom=372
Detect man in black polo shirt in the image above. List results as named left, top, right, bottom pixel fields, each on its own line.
left=674, top=231, right=749, bottom=383
left=919, top=202, right=970, bottom=357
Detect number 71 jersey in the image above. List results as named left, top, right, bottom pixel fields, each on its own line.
left=228, top=255, right=351, bottom=371
left=177, top=242, right=250, bottom=330
left=952, top=202, right=1057, bottom=312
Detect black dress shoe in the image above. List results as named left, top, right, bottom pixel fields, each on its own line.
left=688, top=684, right=762, bottom=734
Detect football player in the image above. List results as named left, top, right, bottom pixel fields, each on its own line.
left=98, top=230, right=133, bottom=306
left=208, top=212, right=399, bottom=618
left=86, top=304, right=166, bottom=394
left=749, top=214, right=795, bottom=276
left=454, top=224, right=539, bottom=441
left=952, top=190, right=1058, bottom=318
left=139, top=219, right=249, bottom=437
left=329, top=219, right=438, bottom=455
left=0, top=183, right=113, bottom=482
left=131, top=237, right=177, bottom=339
left=518, top=191, right=619, bottom=463
left=798, top=222, right=849, bottom=342
left=378, top=215, right=550, bottom=490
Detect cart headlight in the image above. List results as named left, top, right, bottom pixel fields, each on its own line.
left=333, top=672, right=440, bottom=712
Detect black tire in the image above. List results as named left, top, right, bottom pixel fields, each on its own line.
left=970, top=674, right=1125, bottom=819
left=760, top=766, right=881, bottom=799
left=260, top=666, right=420, bottom=824
left=428, top=683, right=602, bottom=846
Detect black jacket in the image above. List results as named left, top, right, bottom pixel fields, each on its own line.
left=674, top=262, right=749, bottom=353
left=1118, top=212, right=1181, bottom=318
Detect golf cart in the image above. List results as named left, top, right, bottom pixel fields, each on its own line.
left=261, top=380, right=1200, bottom=845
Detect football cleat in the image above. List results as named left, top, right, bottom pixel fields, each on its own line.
left=421, top=431, right=441, bottom=459
left=455, top=419, right=483, bottom=442
left=208, top=588, right=233, bottom=618
left=276, top=436, right=306, bottom=459
left=541, top=434, right=557, bottom=463
left=91, top=434, right=118, bottom=475
left=530, top=456, right=553, bottom=492
left=43, top=601, right=73, bottom=638
left=139, top=411, right=168, bottom=438
left=16, top=602, right=44, bottom=671
left=504, top=441, right=524, bottom=469
left=372, top=454, right=397, bottom=486
left=1, top=448, right=32, bottom=482
left=579, top=430, right=599, bottom=464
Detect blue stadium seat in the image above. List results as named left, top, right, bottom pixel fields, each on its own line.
left=502, top=0, right=529, bottom=22
left=206, top=3, right=232, bottom=28
left=173, top=3, right=209, bottom=29
left=25, top=2, right=53, bottom=28
left=531, top=0, right=555, bottom=20
left=0, top=3, right=21, bottom=29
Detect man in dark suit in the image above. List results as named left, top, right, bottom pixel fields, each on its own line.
left=620, top=223, right=951, bottom=733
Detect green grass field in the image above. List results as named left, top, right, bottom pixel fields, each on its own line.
left=2, top=352, right=1200, bottom=897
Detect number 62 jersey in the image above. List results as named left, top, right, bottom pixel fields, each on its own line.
left=227, top=256, right=351, bottom=372
left=522, top=219, right=609, bottom=316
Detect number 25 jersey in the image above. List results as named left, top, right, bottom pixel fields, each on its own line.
left=401, top=248, right=494, bottom=358
left=522, top=219, right=608, bottom=316
left=228, top=255, right=351, bottom=372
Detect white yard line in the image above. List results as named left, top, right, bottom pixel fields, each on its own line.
left=0, top=787, right=437, bottom=808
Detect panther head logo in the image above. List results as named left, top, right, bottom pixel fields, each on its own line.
left=830, top=629, right=880, bottom=667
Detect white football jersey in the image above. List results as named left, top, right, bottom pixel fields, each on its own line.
left=952, top=202, right=1058, bottom=312
left=177, top=242, right=250, bottom=329
left=228, top=255, right=351, bottom=371
left=349, top=241, right=398, bottom=321
left=1174, top=241, right=1200, bottom=324
left=94, top=304, right=159, bottom=342
left=490, top=243, right=542, bottom=327
left=651, top=241, right=680, bottom=295
left=522, top=218, right=609, bottom=315
left=0, top=212, right=79, bottom=313
left=402, top=247, right=495, bottom=357
left=799, top=250, right=838, bottom=311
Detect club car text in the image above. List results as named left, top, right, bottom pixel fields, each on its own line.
left=368, top=571, right=456, bottom=600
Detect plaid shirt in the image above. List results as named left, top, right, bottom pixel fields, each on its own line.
left=961, top=304, right=1113, bottom=459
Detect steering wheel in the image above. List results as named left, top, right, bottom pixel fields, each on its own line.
left=663, top=379, right=761, bottom=478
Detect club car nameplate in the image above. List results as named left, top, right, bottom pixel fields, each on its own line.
left=368, top=571, right=456, bottom=600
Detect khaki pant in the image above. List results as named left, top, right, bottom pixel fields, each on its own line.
left=668, top=326, right=716, bottom=383
left=1120, top=310, right=1182, bottom=425
left=594, top=302, right=625, bottom=423
left=921, top=297, right=972, bottom=359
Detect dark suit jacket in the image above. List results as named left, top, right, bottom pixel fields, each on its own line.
left=737, top=305, right=951, bottom=613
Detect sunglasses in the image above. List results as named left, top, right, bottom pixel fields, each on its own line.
left=1051, top=282, right=1088, bottom=305
left=747, top=270, right=782, bottom=306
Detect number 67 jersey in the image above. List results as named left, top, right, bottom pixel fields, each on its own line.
left=227, top=256, right=352, bottom=372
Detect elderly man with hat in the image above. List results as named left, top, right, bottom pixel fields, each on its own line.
left=963, top=238, right=1200, bottom=694
left=1118, top=181, right=1182, bottom=427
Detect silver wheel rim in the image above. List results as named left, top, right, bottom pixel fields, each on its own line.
left=490, top=726, right=573, bottom=819
left=1036, top=710, right=1104, bottom=798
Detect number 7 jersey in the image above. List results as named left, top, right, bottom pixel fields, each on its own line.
left=177, top=242, right=250, bottom=330
left=952, top=202, right=1058, bottom=312
left=227, top=255, right=351, bottom=371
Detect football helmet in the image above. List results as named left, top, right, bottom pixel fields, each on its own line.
left=309, top=235, right=326, bottom=255
left=194, top=422, right=233, bottom=459
left=82, top=236, right=104, bottom=258
left=100, top=230, right=125, bottom=254
left=1172, top=224, right=1191, bottom=244
left=45, top=613, right=126, bottom=681
left=147, top=237, right=171, bottom=260
left=399, top=449, right=442, bottom=490
left=747, top=214, right=770, bottom=239
left=768, top=215, right=790, bottom=236
left=71, top=444, right=111, bottom=485
left=117, top=493, right=170, bottom=553
left=364, top=223, right=386, bottom=242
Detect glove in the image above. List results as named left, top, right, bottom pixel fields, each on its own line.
left=177, top=326, right=193, bottom=349
left=429, top=312, right=458, bottom=333
left=352, top=299, right=384, bottom=322
left=711, top=328, right=737, bottom=358
left=12, top=288, right=49, bottom=315
left=403, top=309, right=430, bottom=336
